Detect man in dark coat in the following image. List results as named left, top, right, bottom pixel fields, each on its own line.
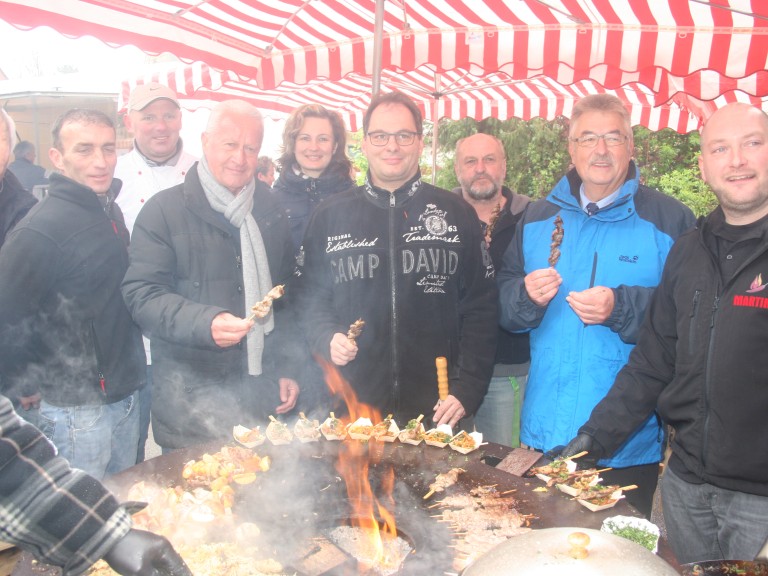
left=453, top=133, right=530, bottom=446
left=122, top=100, right=304, bottom=450
left=0, top=110, right=39, bottom=423
left=293, top=92, right=497, bottom=428
left=0, top=109, right=145, bottom=480
left=8, top=140, right=48, bottom=192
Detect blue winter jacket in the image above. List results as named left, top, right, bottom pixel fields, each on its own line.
left=497, top=162, right=694, bottom=468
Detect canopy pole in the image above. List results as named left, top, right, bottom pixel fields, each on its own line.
left=431, top=72, right=440, bottom=184
left=372, top=0, right=384, bottom=96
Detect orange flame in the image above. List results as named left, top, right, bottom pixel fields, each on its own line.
left=320, top=358, right=399, bottom=571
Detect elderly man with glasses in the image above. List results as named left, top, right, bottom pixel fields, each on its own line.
left=497, top=94, right=695, bottom=518
left=293, top=91, right=497, bottom=429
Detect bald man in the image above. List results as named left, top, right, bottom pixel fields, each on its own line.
left=561, top=102, right=768, bottom=563
left=453, top=133, right=530, bottom=447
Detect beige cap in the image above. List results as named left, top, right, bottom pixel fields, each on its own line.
left=128, top=82, right=180, bottom=112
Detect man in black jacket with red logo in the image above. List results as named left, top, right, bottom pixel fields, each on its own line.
left=561, top=103, right=768, bottom=563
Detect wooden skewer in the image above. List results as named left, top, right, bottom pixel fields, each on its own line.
left=619, top=484, right=638, bottom=491
left=423, top=489, right=436, bottom=500
left=563, top=450, right=588, bottom=460
left=500, top=489, right=517, bottom=495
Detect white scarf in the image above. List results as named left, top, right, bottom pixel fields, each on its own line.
left=198, top=157, right=273, bottom=376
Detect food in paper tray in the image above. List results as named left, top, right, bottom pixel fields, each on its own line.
left=575, top=484, right=625, bottom=512
left=449, top=430, right=483, bottom=454
left=398, top=415, right=426, bottom=445
left=293, top=412, right=321, bottom=443
left=266, top=415, right=293, bottom=445
left=346, top=417, right=374, bottom=440
left=424, top=424, right=453, bottom=447
left=529, top=458, right=577, bottom=483
left=320, top=412, right=347, bottom=440
left=371, top=414, right=399, bottom=442
left=232, top=424, right=266, bottom=448
left=555, top=470, right=602, bottom=496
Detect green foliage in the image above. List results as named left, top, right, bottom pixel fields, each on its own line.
left=657, top=168, right=718, bottom=217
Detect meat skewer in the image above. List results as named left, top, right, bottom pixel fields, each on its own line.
left=424, top=467, right=465, bottom=499
left=247, top=284, right=285, bottom=321
left=346, top=318, right=365, bottom=342
left=485, top=201, right=502, bottom=244
left=548, top=215, right=564, bottom=267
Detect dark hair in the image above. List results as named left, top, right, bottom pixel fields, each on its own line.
left=52, top=109, right=115, bottom=150
left=256, top=155, right=274, bottom=176
left=13, top=140, right=35, bottom=158
left=363, top=91, right=423, bottom=135
left=570, top=94, right=631, bottom=136
left=276, top=104, right=351, bottom=176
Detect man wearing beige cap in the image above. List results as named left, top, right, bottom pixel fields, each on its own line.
left=115, top=82, right=197, bottom=462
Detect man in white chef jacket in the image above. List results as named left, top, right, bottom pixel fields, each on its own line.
left=115, top=82, right=197, bottom=462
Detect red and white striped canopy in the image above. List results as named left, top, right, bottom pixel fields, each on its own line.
left=3, top=0, right=768, bottom=103
left=120, top=61, right=767, bottom=133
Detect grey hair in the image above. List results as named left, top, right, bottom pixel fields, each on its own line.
left=205, top=100, right=263, bottom=134
left=1, top=109, right=17, bottom=151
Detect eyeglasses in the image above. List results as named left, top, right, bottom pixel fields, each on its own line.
left=367, top=131, right=419, bottom=147
left=570, top=133, right=629, bottom=148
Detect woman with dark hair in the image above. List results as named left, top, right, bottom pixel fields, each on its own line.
left=273, top=104, right=354, bottom=251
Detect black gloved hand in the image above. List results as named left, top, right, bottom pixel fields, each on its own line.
left=103, top=529, right=192, bottom=576
left=560, top=433, right=603, bottom=469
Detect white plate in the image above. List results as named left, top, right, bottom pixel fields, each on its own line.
left=601, top=515, right=660, bottom=553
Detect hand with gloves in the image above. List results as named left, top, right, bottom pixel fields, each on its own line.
left=103, top=529, right=192, bottom=576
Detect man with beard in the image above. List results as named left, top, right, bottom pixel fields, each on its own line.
left=453, top=133, right=530, bottom=446
left=560, top=103, right=768, bottom=562
left=497, top=94, right=695, bottom=517
left=294, top=91, right=497, bottom=429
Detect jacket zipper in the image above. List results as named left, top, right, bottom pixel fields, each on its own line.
left=389, top=193, right=399, bottom=412
left=702, top=295, right=720, bottom=468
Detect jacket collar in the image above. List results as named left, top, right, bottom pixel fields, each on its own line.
left=549, top=160, right=640, bottom=219
left=363, top=169, right=422, bottom=208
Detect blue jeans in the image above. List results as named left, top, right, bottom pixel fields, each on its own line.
left=39, top=392, right=140, bottom=480
left=474, top=374, right=528, bottom=447
left=661, top=465, right=768, bottom=563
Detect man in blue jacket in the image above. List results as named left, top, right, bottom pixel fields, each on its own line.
left=561, top=102, right=768, bottom=563
left=497, top=94, right=694, bottom=517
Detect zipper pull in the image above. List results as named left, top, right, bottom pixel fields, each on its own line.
left=99, top=373, right=106, bottom=394
left=389, top=193, right=395, bottom=207
left=710, top=296, right=720, bottom=328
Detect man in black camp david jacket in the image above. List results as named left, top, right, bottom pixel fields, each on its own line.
left=294, top=91, right=497, bottom=428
